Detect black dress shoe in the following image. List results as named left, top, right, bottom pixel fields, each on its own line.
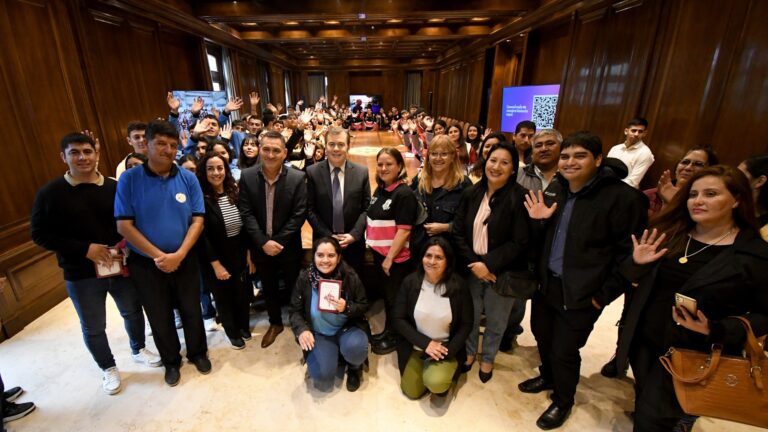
left=499, top=335, right=516, bottom=353
left=240, top=329, right=252, bottom=341
left=372, top=335, right=396, bottom=355
left=518, top=376, right=554, bottom=393
left=536, top=402, right=572, bottom=430
left=191, top=356, right=212, bottom=375
left=346, top=366, right=362, bottom=392
left=600, top=355, right=627, bottom=378
left=479, top=368, right=493, bottom=383
left=164, top=366, right=180, bottom=386
left=459, top=362, right=474, bottom=374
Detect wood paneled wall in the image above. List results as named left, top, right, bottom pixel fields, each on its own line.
left=434, top=53, right=486, bottom=123
left=0, top=0, right=287, bottom=339
left=300, top=70, right=406, bottom=111
left=489, top=0, right=768, bottom=186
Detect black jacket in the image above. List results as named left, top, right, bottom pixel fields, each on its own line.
left=200, top=195, right=247, bottom=273
left=392, top=272, right=474, bottom=374
left=306, top=160, right=371, bottom=242
left=289, top=263, right=370, bottom=340
left=452, top=181, right=530, bottom=274
left=239, top=165, right=307, bottom=261
left=616, top=228, right=768, bottom=373
left=535, top=168, right=648, bottom=309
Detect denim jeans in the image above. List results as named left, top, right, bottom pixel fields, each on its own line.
left=65, top=276, right=145, bottom=370
left=306, top=327, right=368, bottom=391
left=465, top=276, right=516, bottom=364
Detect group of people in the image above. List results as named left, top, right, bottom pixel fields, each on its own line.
left=11, top=89, right=768, bottom=432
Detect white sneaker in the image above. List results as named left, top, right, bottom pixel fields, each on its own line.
left=132, top=348, right=162, bottom=367
left=204, top=318, right=218, bottom=332
left=102, top=367, right=122, bottom=395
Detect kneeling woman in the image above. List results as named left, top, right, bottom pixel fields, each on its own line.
left=289, top=237, right=370, bottom=392
left=392, top=237, right=473, bottom=399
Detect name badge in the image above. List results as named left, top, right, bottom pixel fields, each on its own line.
left=176, top=193, right=187, bottom=203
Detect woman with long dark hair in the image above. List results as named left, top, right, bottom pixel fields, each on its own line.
left=616, top=165, right=768, bottom=431
left=465, top=123, right=484, bottom=165
left=469, top=132, right=507, bottom=182
left=238, top=134, right=260, bottom=170
left=366, top=147, right=419, bottom=354
left=289, top=237, right=369, bottom=392
left=196, top=153, right=251, bottom=349
left=447, top=124, right=470, bottom=173
left=452, top=141, right=529, bottom=382
left=392, top=237, right=473, bottom=399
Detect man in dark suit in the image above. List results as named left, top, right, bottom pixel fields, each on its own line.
left=306, top=126, right=371, bottom=274
left=239, top=130, right=307, bottom=348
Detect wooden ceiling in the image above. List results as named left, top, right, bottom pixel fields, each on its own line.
left=190, top=0, right=541, bottom=67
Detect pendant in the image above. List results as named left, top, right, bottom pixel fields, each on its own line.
left=678, top=257, right=688, bottom=264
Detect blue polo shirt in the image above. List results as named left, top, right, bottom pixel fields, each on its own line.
left=115, top=163, right=204, bottom=257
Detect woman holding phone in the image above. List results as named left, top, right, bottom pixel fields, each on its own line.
left=614, top=165, right=768, bottom=431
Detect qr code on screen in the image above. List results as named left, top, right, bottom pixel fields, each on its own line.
left=531, top=95, right=558, bottom=128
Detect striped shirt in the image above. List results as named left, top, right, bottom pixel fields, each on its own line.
left=217, top=195, right=243, bottom=238
left=365, top=182, right=418, bottom=263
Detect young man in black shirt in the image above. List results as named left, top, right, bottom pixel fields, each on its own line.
left=31, top=132, right=161, bottom=396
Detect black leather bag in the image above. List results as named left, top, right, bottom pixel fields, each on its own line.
left=492, top=268, right=539, bottom=299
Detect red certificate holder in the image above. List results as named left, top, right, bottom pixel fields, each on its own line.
left=317, top=279, right=343, bottom=313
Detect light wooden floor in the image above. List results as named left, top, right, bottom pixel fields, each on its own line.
left=1, top=132, right=758, bottom=432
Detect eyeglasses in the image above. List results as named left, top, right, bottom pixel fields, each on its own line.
left=679, top=159, right=706, bottom=168
left=429, top=152, right=452, bottom=159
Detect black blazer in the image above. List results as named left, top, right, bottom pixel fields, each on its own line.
left=392, top=272, right=474, bottom=374
left=239, top=165, right=307, bottom=261
left=200, top=195, right=247, bottom=272
left=452, top=181, right=530, bottom=275
left=306, top=159, right=371, bottom=242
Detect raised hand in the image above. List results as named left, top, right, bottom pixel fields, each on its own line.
left=192, top=118, right=210, bottom=136
left=631, top=228, right=668, bottom=265
left=265, top=102, right=277, bottom=114
left=224, top=97, right=243, bottom=114
left=210, top=105, right=220, bottom=119
left=524, top=190, right=557, bottom=220
left=299, top=108, right=314, bottom=125
left=482, top=127, right=493, bottom=140
left=81, top=129, right=100, bottom=151
left=220, top=122, right=233, bottom=140
left=191, top=97, right=204, bottom=116
left=423, top=116, right=434, bottom=129
left=179, top=129, right=189, bottom=144
left=658, top=169, right=678, bottom=204
left=276, top=102, right=284, bottom=113
left=167, top=91, right=181, bottom=114
left=249, top=91, right=260, bottom=107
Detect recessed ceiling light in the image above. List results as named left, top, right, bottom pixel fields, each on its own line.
left=284, top=21, right=299, bottom=25
left=387, top=19, right=402, bottom=24
left=470, top=17, right=490, bottom=22
left=428, top=18, right=445, bottom=23
left=325, top=20, right=340, bottom=25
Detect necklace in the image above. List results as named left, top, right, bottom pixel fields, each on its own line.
left=679, top=228, right=733, bottom=264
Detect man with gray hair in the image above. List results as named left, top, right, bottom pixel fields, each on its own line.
left=500, top=128, right=565, bottom=352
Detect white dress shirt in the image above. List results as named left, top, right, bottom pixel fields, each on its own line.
left=607, top=140, right=655, bottom=189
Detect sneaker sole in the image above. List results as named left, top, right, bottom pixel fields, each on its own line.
left=3, top=404, right=35, bottom=422
left=5, top=387, right=23, bottom=402
left=230, top=344, right=246, bottom=350
left=133, top=356, right=163, bottom=368
left=103, top=384, right=122, bottom=395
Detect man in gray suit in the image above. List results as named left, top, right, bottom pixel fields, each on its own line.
left=306, top=126, right=371, bottom=274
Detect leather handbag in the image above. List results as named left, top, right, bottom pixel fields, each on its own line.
left=492, top=266, right=538, bottom=299
left=659, top=316, right=768, bottom=428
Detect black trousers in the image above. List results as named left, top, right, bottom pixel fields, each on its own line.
left=530, top=276, right=602, bottom=408
left=371, top=253, right=412, bottom=330
left=256, top=253, right=300, bottom=326
left=129, top=253, right=207, bottom=367
left=629, top=339, right=686, bottom=431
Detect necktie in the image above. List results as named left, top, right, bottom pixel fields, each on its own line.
left=332, top=167, right=344, bottom=233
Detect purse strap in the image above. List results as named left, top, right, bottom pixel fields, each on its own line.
left=660, top=345, right=723, bottom=384
left=732, top=316, right=767, bottom=390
